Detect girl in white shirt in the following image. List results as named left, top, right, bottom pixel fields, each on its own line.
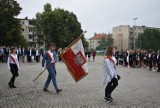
left=103, top=46, right=119, bottom=102
left=7, top=47, right=19, bottom=88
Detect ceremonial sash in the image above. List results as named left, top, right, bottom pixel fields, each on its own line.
left=9, top=54, right=19, bottom=69
left=104, top=56, right=116, bottom=69
left=46, top=51, right=55, bottom=62
left=104, top=56, right=115, bottom=64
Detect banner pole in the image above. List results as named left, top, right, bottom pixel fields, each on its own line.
left=60, top=31, right=87, bottom=56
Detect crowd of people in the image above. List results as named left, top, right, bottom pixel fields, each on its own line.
left=114, top=48, right=160, bottom=72
left=84, top=49, right=97, bottom=62
left=0, top=46, right=44, bottom=63
left=1, top=44, right=159, bottom=102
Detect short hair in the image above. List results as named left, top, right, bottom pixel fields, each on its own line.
left=105, top=45, right=114, bottom=56
left=48, top=43, right=55, bottom=47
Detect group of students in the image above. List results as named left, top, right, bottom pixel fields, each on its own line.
left=5, top=44, right=118, bottom=102
left=4, top=43, right=160, bottom=102
left=6, top=44, right=62, bottom=94
left=84, top=49, right=97, bottom=62
left=0, top=46, right=42, bottom=63
left=114, top=48, right=160, bottom=72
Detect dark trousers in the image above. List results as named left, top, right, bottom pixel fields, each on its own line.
left=157, top=62, right=160, bottom=71
left=36, top=56, right=39, bottom=63
left=9, top=64, right=19, bottom=86
left=28, top=56, right=31, bottom=62
left=149, top=61, right=152, bottom=70
left=115, top=57, right=119, bottom=65
left=105, top=77, right=118, bottom=97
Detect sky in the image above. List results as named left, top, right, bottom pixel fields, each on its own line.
left=17, top=0, right=160, bottom=39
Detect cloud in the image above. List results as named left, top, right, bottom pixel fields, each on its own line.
left=17, top=0, right=160, bottom=38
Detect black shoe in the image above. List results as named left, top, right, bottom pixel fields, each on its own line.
left=12, top=85, right=17, bottom=88
left=8, top=82, right=12, bottom=88
left=43, top=89, right=50, bottom=92
left=56, top=89, right=62, bottom=94
left=108, top=95, right=113, bottom=100
left=103, top=97, right=112, bottom=102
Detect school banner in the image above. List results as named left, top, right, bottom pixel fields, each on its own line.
left=61, top=38, right=88, bottom=82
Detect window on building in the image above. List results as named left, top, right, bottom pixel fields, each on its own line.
left=29, top=35, right=32, bottom=39
left=93, top=41, right=94, bottom=43
left=29, top=29, right=33, bottom=32
left=98, top=41, right=100, bottom=43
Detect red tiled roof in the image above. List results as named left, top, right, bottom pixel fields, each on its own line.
left=89, top=34, right=109, bottom=40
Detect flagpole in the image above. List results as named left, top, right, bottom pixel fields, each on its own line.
left=32, top=63, right=52, bottom=82
left=60, top=31, right=87, bottom=55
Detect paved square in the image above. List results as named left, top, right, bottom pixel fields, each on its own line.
left=0, top=56, right=160, bottom=107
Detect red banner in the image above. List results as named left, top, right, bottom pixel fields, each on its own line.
left=61, top=48, right=87, bottom=82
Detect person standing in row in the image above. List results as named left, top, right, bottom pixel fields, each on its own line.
left=35, top=48, right=40, bottom=63
left=157, top=50, right=160, bottom=72
left=7, top=47, right=19, bottom=88
left=42, top=43, right=62, bottom=93
left=103, top=46, right=119, bottom=102
left=92, top=49, right=96, bottom=62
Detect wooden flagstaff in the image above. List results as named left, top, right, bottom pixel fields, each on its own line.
left=32, top=63, right=52, bottom=82
left=59, top=31, right=87, bottom=56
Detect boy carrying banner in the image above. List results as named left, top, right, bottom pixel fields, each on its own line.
left=42, top=43, right=62, bottom=93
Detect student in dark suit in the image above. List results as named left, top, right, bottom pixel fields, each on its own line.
left=4, top=46, right=10, bottom=62
left=129, top=50, right=133, bottom=67
left=27, top=48, right=32, bottom=63
left=21, top=47, right=26, bottom=63
left=114, top=47, right=119, bottom=65
left=147, top=49, right=153, bottom=71
left=35, top=48, right=40, bottom=63
left=42, top=43, right=62, bottom=93
left=152, top=51, right=157, bottom=71
left=157, top=50, right=160, bottom=72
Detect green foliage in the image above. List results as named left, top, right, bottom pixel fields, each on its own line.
left=34, top=3, right=88, bottom=49
left=0, top=0, right=27, bottom=47
left=136, top=28, right=160, bottom=50
left=96, top=35, right=113, bottom=50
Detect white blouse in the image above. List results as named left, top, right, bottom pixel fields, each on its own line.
left=103, top=56, right=118, bottom=87
left=7, top=54, right=19, bottom=70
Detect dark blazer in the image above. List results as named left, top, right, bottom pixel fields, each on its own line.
left=42, top=51, right=57, bottom=69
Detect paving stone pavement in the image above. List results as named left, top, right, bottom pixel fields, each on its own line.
left=0, top=56, right=160, bottom=108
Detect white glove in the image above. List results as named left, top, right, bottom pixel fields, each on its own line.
left=42, top=67, right=45, bottom=71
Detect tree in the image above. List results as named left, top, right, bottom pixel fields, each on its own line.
left=34, top=3, right=88, bottom=49
left=0, top=0, right=27, bottom=47
left=136, top=28, right=160, bottom=50
left=96, top=35, right=113, bottom=50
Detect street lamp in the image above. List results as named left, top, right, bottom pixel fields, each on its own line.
left=133, top=17, right=138, bottom=49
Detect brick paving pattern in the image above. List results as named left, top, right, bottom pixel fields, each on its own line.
left=0, top=56, right=160, bottom=108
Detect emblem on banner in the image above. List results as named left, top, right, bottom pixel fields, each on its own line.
left=74, top=51, right=86, bottom=66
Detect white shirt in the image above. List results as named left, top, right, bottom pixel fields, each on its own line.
left=47, top=50, right=54, bottom=61
left=7, top=54, right=19, bottom=70
left=103, top=56, right=117, bottom=87
left=29, top=50, right=32, bottom=56
left=36, top=50, right=39, bottom=56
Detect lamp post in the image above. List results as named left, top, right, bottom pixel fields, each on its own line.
left=133, top=18, right=138, bottom=49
